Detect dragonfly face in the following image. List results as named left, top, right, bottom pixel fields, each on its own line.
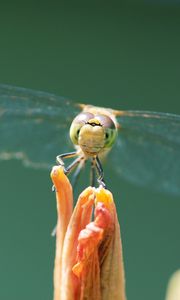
left=69, top=111, right=117, bottom=157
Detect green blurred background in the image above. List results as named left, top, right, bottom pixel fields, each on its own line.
left=0, top=1, right=180, bottom=299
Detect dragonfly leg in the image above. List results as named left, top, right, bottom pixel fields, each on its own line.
left=56, top=151, right=78, bottom=167
left=95, top=156, right=106, bottom=188
left=52, top=151, right=81, bottom=192
left=90, top=157, right=96, bottom=187
left=65, top=156, right=84, bottom=175
left=71, top=158, right=86, bottom=188
left=56, top=151, right=84, bottom=174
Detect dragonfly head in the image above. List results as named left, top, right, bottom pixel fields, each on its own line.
left=69, top=112, right=117, bottom=156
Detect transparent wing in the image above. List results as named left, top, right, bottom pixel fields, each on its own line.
left=1, top=85, right=180, bottom=195
left=0, top=84, right=81, bottom=169
left=109, top=110, right=180, bottom=196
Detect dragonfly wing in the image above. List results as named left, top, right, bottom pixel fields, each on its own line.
left=0, top=84, right=81, bottom=169
left=109, top=110, right=180, bottom=196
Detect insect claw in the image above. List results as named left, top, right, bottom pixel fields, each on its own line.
left=51, top=225, right=57, bottom=237
left=97, top=178, right=106, bottom=189
left=52, top=185, right=56, bottom=192
left=63, top=167, right=69, bottom=175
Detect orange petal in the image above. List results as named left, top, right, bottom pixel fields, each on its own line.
left=73, top=202, right=111, bottom=277
left=51, top=166, right=73, bottom=300
left=72, top=186, right=126, bottom=300
left=96, top=188, right=126, bottom=300
left=60, top=184, right=95, bottom=299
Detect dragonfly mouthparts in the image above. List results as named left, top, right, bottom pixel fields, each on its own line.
left=87, top=118, right=102, bottom=127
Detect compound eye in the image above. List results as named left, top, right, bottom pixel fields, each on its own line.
left=69, top=112, right=94, bottom=145
left=95, top=114, right=116, bottom=130
left=95, top=114, right=117, bottom=148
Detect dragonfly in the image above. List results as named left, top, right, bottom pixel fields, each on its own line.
left=0, top=84, right=180, bottom=196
